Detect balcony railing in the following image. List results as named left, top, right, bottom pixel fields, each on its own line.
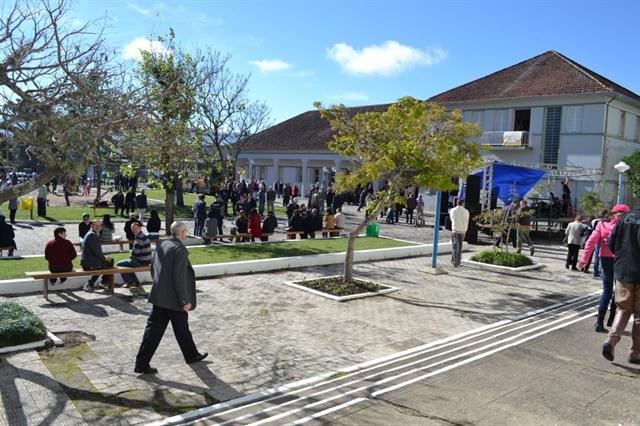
left=481, top=131, right=529, bottom=148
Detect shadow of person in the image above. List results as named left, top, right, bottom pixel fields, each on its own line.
left=612, top=363, right=640, bottom=375
left=189, top=363, right=242, bottom=402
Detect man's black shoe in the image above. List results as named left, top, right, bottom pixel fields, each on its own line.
left=629, top=357, right=640, bottom=365
left=187, top=352, right=208, bottom=364
left=602, top=343, right=614, bottom=361
left=134, top=366, right=158, bottom=374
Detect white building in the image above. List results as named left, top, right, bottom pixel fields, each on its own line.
left=238, top=51, right=640, bottom=204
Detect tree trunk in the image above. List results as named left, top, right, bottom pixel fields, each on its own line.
left=165, top=188, right=175, bottom=235
left=343, top=203, right=384, bottom=284
left=0, top=167, right=60, bottom=204
left=95, top=164, right=103, bottom=200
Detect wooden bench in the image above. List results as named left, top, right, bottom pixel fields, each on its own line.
left=25, top=266, right=151, bottom=300
left=201, top=233, right=274, bottom=243
left=73, top=238, right=163, bottom=252
left=285, top=228, right=344, bottom=239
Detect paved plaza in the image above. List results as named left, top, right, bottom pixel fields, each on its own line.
left=0, top=237, right=611, bottom=425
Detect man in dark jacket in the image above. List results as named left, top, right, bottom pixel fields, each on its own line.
left=602, top=207, right=640, bottom=364
left=0, top=215, right=16, bottom=256
left=111, top=190, right=125, bottom=217
left=80, top=221, right=114, bottom=292
left=134, top=221, right=207, bottom=374
left=135, top=189, right=148, bottom=221
left=261, top=211, right=277, bottom=241
left=78, top=213, right=91, bottom=239
left=210, top=196, right=225, bottom=235
left=124, top=187, right=136, bottom=216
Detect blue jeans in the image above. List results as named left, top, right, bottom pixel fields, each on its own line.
left=598, top=257, right=614, bottom=319
left=593, top=242, right=601, bottom=276
left=117, top=258, right=143, bottom=284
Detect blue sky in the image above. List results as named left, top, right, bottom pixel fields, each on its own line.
left=71, top=0, right=640, bottom=124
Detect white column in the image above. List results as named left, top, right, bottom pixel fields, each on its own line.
left=301, top=159, right=308, bottom=197
left=273, top=158, right=280, bottom=185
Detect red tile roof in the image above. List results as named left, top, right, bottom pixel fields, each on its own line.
left=428, top=50, right=640, bottom=104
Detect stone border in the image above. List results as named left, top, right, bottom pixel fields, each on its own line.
left=0, top=330, right=64, bottom=355
left=0, top=240, right=464, bottom=295
left=461, top=259, right=545, bottom=273
left=283, top=275, right=400, bottom=302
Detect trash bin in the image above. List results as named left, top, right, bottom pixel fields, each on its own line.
left=366, top=222, right=380, bottom=237
left=21, top=196, right=33, bottom=210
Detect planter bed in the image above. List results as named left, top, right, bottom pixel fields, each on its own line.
left=284, top=275, right=399, bottom=302
left=461, top=259, right=545, bottom=273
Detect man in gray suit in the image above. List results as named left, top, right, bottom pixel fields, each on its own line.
left=134, top=221, right=207, bottom=374
left=80, top=221, right=114, bottom=292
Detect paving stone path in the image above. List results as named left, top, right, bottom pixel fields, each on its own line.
left=0, top=240, right=602, bottom=425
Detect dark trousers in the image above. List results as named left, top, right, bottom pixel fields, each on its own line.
left=9, top=209, right=16, bottom=223
left=597, top=257, right=616, bottom=323
left=49, top=266, right=72, bottom=284
left=566, top=244, right=580, bottom=269
left=135, top=305, right=199, bottom=369
left=37, top=197, right=46, bottom=217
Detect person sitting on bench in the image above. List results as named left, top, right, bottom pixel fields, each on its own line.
left=261, top=211, right=277, bottom=241
left=202, top=209, right=218, bottom=244
left=117, top=220, right=152, bottom=288
left=44, top=227, right=77, bottom=285
left=81, top=220, right=114, bottom=292
left=287, top=208, right=303, bottom=239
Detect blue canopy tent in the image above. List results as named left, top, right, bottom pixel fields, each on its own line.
left=460, top=163, right=546, bottom=204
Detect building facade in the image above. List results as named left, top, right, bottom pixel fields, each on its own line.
left=237, top=51, right=640, bottom=204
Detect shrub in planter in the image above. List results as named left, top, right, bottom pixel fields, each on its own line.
left=0, top=302, right=47, bottom=348
left=471, top=248, right=534, bottom=268
left=300, top=277, right=386, bottom=297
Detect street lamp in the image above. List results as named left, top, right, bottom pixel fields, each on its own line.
left=614, top=161, right=630, bottom=204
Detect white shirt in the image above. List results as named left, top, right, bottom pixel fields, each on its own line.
left=565, top=221, right=585, bottom=245
left=449, top=205, right=470, bottom=234
left=335, top=212, right=346, bottom=228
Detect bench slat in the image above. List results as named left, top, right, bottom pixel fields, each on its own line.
left=26, top=266, right=150, bottom=279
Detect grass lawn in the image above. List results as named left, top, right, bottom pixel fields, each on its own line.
left=0, top=237, right=416, bottom=281
left=0, top=203, right=194, bottom=222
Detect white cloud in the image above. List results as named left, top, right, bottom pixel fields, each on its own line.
left=334, top=91, right=369, bottom=101
left=327, top=41, right=447, bottom=77
left=122, top=37, right=169, bottom=61
left=250, top=59, right=291, bottom=73
left=126, top=2, right=150, bottom=15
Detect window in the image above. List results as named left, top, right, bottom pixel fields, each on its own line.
left=619, top=111, right=626, bottom=137
left=565, top=106, right=582, bottom=133
left=514, top=109, right=531, bottom=131
left=467, top=110, right=483, bottom=125
left=493, top=109, right=509, bottom=131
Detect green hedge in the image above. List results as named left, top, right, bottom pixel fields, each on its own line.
left=0, top=302, right=47, bottom=348
left=471, top=248, right=534, bottom=268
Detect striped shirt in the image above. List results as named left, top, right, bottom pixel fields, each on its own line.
left=132, top=232, right=153, bottom=264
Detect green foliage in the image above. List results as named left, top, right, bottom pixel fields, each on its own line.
left=623, top=151, right=640, bottom=198
left=578, top=191, right=605, bottom=217
left=0, top=302, right=47, bottom=347
left=475, top=207, right=534, bottom=253
left=471, top=249, right=533, bottom=268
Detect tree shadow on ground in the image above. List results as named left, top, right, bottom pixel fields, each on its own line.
left=39, top=291, right=149, bottom=317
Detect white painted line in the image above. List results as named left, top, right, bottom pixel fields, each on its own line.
left=285, top=398, right=368, bottom=426
left=174, top=293, right=599, bottom=426
left=229, top=300, right=599, bottom=426
left=293, top=310, right=597, bottom=425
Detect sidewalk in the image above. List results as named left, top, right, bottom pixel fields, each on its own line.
left=0, top=242, right=603, bottom=425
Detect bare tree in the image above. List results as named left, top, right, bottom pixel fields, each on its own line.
left=196, top=50, right=270, bottom=184
left=0, top=0, right=136, bottom=203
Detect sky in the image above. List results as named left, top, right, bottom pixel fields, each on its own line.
left=69, top=0, right=640, bottom=124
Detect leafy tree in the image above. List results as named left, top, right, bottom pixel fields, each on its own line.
left=475, top=208, right=534, bottom=254
left=0, top=0, right=134, bottom=203
left=316, top=97, right=483, bottom=283
left=131, top=30, right=202, bottom=232
left=623, top=150, right=640, bottom=199
left=579, top=190, right=604, bottom=217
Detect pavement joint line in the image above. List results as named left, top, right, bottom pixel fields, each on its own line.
left=212, top=298, right=600, bottom=426
left=170, top=293, right=601, bottom=426
left=247, top=308, right=599, bottom=426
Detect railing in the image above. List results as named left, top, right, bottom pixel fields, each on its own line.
left=481, top=131, right=529, bottom=147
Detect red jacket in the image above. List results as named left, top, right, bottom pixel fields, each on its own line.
left=45, top=236, right=77, bottom=270
left=248, top=213, right=262, bottom=237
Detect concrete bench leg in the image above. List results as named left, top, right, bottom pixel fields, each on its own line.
left=42, top=278, right=48, bottom=300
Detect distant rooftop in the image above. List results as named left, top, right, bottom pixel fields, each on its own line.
left=427, top=50, right=640, bottom=104
left=241, top=51, right=640, bottom=152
